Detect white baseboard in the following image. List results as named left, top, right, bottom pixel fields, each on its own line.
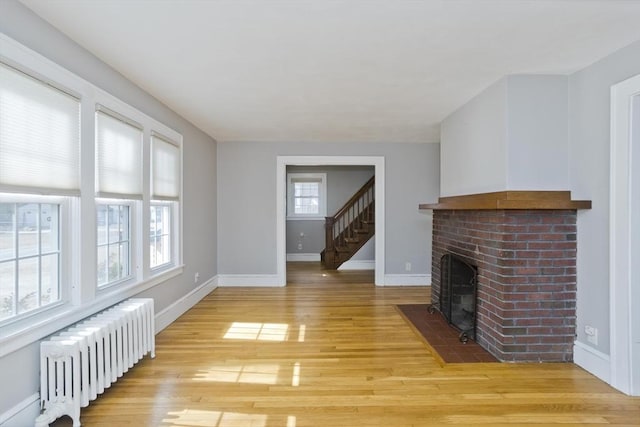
left=383, top=274, right=431, bottom=286
left=217, top=274, right=285, bottom=287
left=286, top=253, right=320, bottom=262
left=573, top=340, right=611, bottom=384
left=0, top=393, right=39, bottom=427
left=338, top=260, right=375, bottom=270
left=155, top=276, right=218, bottom=332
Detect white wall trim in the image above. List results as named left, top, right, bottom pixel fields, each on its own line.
left=574, top=341, right=611, bottom=384
left=0, top=393, right=39, bottom=427
left=217, top=274, right=284, bottom=287
left=286, top=253, right=321, bottom=262
left=383, top=274, right=431, bottom=286
left=338, top=260, right=375, bottom=270
left=609, top=73, right=640, bottom=395
left=277, top=156, right=385, bottom=286
left=155, top=276, right=218, bottom=332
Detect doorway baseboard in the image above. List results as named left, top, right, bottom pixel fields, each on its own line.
left=286, top=253, right=320, bottom=262
left=338, top=260, right=375, bottom=270
left=383, top=274, right=431, bottom=286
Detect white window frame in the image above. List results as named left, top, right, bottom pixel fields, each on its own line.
left=0, top=193, right=73, bottom=334
left=286, top=173, right=327, bottom=220
left=0, top=34, right=184, bottom=358
left=95, top=200, right=136, bottom=289
left=149, top=201, right=175, bottom=271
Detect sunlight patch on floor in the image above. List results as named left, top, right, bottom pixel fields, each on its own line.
left=162, top=409, right=267, bottom=427
left=291, top=362, right=301, bottom=387
left=193, top=362, right=302, bottom=387
left=223, top=322, right=289, bottom=341
left=193, top=363, right=280, bottom=384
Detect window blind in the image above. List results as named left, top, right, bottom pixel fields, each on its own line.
left=0, top=62, right=80, bottom=195
left=151, top=134, right=180, bottom=201
left=95, top=108, right=143, bottom=199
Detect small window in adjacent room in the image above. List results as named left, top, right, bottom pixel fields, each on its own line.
left=287, top=173, right=327, bottom=219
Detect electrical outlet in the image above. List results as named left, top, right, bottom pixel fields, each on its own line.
left=585, top=325, right=598, bottom=345
left=297, top=243, right=303, bottom=250
left=194, top=272, right=200, bottom=283
left=405, top=262, right=411, bottom=272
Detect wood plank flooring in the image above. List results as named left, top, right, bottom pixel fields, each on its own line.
left=52, top=263, right=640, bottom=426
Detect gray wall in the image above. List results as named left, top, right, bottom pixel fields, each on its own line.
left=217, top=141, right=439, bottom=276
left=569, top=39, right=640, bottom=354
left=440, top=77, right=508, bottom=196
left=507, top=75, right=568, bottom=190
left=286, top=165, right=375, bottom=260
left=441, top=75, right=569, bottom=196
left=0, top=1, right=217, bottom=421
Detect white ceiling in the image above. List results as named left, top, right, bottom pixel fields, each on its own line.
left=19, top=0, right=640, bottom=144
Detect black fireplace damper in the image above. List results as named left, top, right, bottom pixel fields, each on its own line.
left=431, top=253, right=478, bottom=343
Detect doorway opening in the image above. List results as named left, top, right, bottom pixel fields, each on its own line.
left=276, top=156, right=385, bottom=286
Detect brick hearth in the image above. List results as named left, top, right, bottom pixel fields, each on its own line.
left=421, top=191, right=591, bottom=363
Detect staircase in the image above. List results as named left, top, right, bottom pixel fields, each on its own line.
left=321, top=176, right=375, bottom=269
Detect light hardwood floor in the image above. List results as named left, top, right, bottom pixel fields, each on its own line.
left=52, top=263, right=640, bottom=426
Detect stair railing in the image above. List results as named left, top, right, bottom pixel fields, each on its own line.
left=324, top=176, right=375, bottom=261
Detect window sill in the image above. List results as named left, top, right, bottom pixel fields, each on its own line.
left=0, top=264, right=184, bottom=358
left=286, top=216, right=326, bottom=221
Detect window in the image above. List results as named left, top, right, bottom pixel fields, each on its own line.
left=0, top=35, right=183, bottom=355
left=150, top=203, right=172, bottom=269
left=150, top=134, right=180, bottom=270
left=0, top=201, right=61, bottom=321
left=95, top=107, right=143, bottom=287
left=287, top=173, right=327, bottom=219
left=0, top=59, right=78, bottom=325
left=96, top=204, right=131, bottom=287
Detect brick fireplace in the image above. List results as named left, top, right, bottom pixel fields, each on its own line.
left=420, top=191, right=591, bottom=362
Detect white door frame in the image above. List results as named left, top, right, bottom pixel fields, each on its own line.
left=610, top=73, right=640, bottom=396
left=276, top=156, right=385, bottom=286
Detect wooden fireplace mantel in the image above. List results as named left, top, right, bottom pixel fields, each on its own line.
left=419, top=191, right=592, bottom=210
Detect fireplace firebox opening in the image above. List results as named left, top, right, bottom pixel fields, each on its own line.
left=430, top=253, right=477, bottom=343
